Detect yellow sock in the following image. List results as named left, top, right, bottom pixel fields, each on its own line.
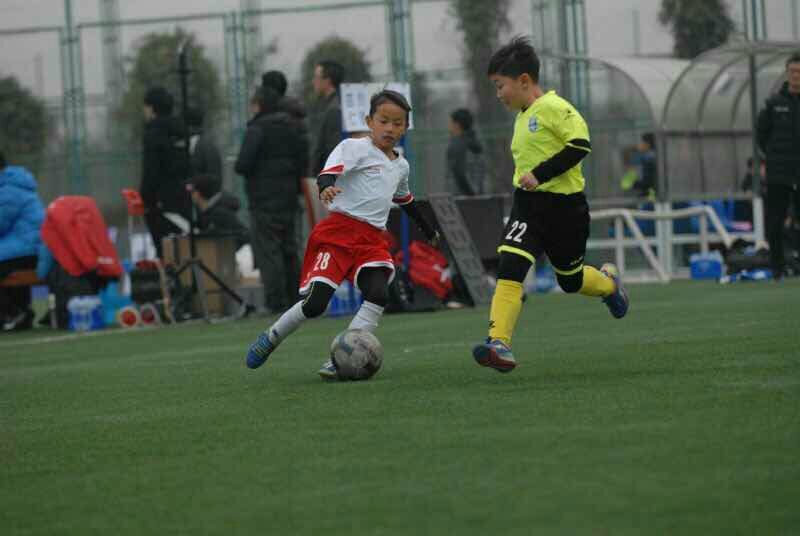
left=488, top=279, right=524, bottom=346
left=579, top=266, right=615, bottom=297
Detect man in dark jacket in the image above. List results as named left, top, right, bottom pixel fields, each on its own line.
left=446, top=108, right=485, bottom=196
left=140, top=87, right=192, bottom=258
left=186, top=107, right=223, bottom=182
left=262, top=70, right=310, bottom=161
left=310, top=60, right=344, bottom=175
left=189, top=174, right=249, bottom=249
left=757, top=53, right=800, bottom=278
left=235, top=86, right=309, bottom=313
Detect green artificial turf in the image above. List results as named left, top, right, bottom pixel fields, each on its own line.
left=2, top=280, right=799, bottom=535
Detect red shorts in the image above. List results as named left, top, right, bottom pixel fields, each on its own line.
left=299, top=212, right=395, bottom=295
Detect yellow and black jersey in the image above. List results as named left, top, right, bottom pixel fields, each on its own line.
left=511, top=90, right=591, bottom=195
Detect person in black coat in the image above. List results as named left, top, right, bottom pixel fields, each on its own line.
left=140, top=87, right=192, bottom=258
left=235, top=86, right=309, bottom=313
left=262, top=70, right=310, bottom=173
left=757, top=53, right=800, bottom=278
left=189, top=174, right=249, bottom=249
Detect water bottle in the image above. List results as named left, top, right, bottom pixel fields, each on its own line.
left=68, top=297, right=91, bottom=331
left=48, top=293, right=58, bottom=329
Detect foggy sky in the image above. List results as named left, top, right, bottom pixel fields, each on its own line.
left=0, top=0, right=797, bottom=99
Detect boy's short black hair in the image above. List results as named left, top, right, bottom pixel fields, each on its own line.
left=317, top=60, right=345, bottom=88
left=369, top=89, right=412, bottom=125
left=251, top=85, right=280, bottom=114
left=190, top=174, right=222, bottom=200
left=450, top=108, right=473, bottom=131
left=0, top=150, right=6, bottom=169
left=262, top=70, right=288, bottom=96
left=143, top=86, right=174, bottom=117
left=487, top=36, right=540, bottom=82
left=787, top=52, right=800, bottom=68
left=641, top=132, right=655, bottom=148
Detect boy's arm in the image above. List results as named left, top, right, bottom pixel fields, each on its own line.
left=399, top=200, right=439, bottom=245
left=531, top=139, right=591, bottom=184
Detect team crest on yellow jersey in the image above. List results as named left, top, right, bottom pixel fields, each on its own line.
left=528, top=116, right=539, bottom=132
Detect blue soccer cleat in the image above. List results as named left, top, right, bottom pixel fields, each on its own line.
left=246, top=331, right=276, bottom=369
left=318, top=359, right=338, bottom=381
left=601, top=263, right=629, bottom=319
left=472, top=338, right=517, bottom=373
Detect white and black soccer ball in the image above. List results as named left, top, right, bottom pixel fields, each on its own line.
left=330, top=329, right=383, bottom=381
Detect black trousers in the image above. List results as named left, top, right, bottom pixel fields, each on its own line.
left=249, top=207, right=299, bottom=313
left=0, top=256, right=38, bottom=318
left=765, top=183, right=800, bottom=276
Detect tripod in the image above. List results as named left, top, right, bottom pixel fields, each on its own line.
left=171, top=41, right=254, bottom=322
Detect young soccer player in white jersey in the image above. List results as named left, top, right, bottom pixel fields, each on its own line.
left=245, top=89, right=439, bottom=379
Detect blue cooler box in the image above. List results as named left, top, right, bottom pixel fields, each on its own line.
left=689, top=252, right=724, bottom=280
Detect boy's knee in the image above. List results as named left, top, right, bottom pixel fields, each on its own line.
left=556, top=272, right=583, bottom=294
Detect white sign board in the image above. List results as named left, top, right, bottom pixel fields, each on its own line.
left=340, top=82, right=413, bottom=133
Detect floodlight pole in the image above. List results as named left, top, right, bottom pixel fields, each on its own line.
left=744, top=0, right=767, bottom=245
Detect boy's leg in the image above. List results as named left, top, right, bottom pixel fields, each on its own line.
left=246, top=282, right=336, bottom=369
left=349, top=267, right=389, bottom=332
left=546, top=193, right=628, bottom=318
left=319, top=266, right=390, bottom=379
left=474, top=189, right=541, bottom=373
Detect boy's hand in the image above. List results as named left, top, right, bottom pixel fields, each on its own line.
left=519, top=172, right=540, bottom=191
left=319, top=186, right=342, bottom=204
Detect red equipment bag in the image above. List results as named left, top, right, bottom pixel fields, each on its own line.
left=394, top=240, right=452, bottom=300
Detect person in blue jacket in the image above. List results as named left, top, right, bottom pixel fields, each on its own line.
left=0, top=151, right=45, bottom=331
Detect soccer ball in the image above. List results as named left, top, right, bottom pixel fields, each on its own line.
left=330, top=329, right=383, bottom=381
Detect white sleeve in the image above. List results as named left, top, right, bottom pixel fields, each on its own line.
left=392, top=162, right=414, bottom=205
left=318, top=138, right=362, bottom=176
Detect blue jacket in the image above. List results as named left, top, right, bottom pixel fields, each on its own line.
left=0, top=166, right=45, bottom=263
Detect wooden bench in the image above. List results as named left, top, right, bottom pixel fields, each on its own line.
left=0, top=270, right=43, bottom=287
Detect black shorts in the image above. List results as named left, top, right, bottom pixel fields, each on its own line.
left=498, top=188, right=590, bottom=274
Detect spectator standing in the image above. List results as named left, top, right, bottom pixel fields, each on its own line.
left=140, top=87, right=192, bottom=258
left=235, top=86, right=309, bottom=313
left=757, top=53, right=800, bottom=279
left=446, top=108, right=485, bottom=196
left=0, top=151, right=44, bottom=331
left=632, top=132, right=657, bottom=199
left=310, top=60, right=344, bottom=175
left=262, top=70, right=310, bottom=169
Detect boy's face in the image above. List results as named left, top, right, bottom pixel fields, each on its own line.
left=366, top=101, right=408, bottom=153
left=489, top=73, right=534, bottom=111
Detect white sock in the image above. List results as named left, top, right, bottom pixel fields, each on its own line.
left=348, top=301, right=384, bottom=333
left=267, top=301, right=306, bottom=345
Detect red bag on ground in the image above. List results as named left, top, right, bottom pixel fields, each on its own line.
left=41, top=196, right=123, bottom=278
left=394, top=240, right=452, bottom=300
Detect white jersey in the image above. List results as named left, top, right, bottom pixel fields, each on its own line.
left=319, top=137, right=413, bottom=229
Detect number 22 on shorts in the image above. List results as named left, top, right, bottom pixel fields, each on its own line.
left=505, top=221, right=527, bottom=243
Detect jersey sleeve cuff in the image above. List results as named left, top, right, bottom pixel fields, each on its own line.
left=392, top=194, right=414, bottom=205
left=318, top=164, right=345, bottom=176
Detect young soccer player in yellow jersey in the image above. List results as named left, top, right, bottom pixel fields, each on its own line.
left=472, top=36, right=629, bottom=373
